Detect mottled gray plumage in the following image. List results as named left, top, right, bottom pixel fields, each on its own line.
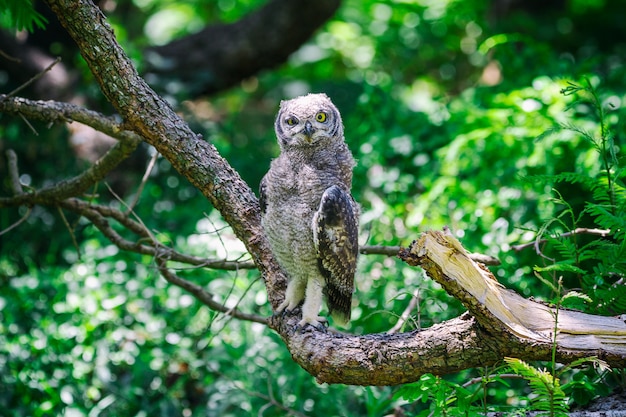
left=260, top=93, right=359, bottom=328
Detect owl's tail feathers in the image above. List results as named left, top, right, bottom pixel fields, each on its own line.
left=326, top=283, right=352, bottom=327
left=331, top=309, right=350, bottom=327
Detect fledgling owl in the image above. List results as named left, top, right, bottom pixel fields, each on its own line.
left=260, top=93, right=359, bottom=329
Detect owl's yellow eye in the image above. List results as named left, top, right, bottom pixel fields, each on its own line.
left=285, top=116, right=298, bottom=126
left=315, top=112, right=327, bottom=123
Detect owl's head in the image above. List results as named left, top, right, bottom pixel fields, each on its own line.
left=275, top=93, right=344, bottom=149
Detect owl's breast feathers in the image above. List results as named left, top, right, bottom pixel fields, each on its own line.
left=313, top=185, right=359, bottom=326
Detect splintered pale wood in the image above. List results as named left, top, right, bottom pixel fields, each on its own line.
left=411, top=231, right=626, bottom=355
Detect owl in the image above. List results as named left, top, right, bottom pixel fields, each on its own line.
left=260, top=93, right=359, bottom=329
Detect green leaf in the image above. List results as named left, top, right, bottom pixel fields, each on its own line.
left=561, top=290, right=592, bottom=305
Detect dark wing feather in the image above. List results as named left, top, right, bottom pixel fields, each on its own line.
left=314, top=185, right=359, bottom=326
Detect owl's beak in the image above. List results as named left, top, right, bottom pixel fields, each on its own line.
left=303, top=121, right=315, bottom=141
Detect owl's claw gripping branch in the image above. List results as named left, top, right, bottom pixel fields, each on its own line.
left=296, top=319, right=328, bottom=334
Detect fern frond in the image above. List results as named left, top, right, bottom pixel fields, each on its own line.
left=561, top=290, right=592, bottom=305
left=505, top=358, right=569, bottom=416
left=528, top=172, right=596, bottom=189
left=0, top=0, right=48, bottom=32
left=558, top=356, right=611, bottom=376
left=585, top=203, right=626, bottom=240
left=544, top=235, right=579, bottom=262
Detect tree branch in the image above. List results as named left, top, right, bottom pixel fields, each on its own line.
left=387, top=288, right=420, bottom=334
left=0, top=95, right=142, bottom=207
left=3, top=57, right=62, bottom=99
left=57, top=198, right=267, bottom=323
left=360, top=244, right=501, bottom=266
left=59, top=198, right=255, bottom=270
left=0, top=95, right=135, bottom=140
left=0, top=137, right=139, bottom=207
left=156, top=256, right=267, bottom=325
left=400, top=231, right=626, bottom=361
left=511, top=227, right=612, bottom=252
left=265, top=231, right=626, bottom=385
left=43, top=0, right=287, bottom=307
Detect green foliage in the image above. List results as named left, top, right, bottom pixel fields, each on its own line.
left=0, top=0, right=47, bottom=32
left=532, top=79, right=626, bottom=315
left=505, top=358, right=568, bottom=417
left=394, top=373, right=477, bottom=416
left=3, top=0, right=626, bottom=415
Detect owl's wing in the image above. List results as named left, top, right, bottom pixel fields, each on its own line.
left=313, top=185, right=359, bottom=326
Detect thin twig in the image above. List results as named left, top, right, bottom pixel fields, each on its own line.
left=0, top=49, right=21, bottom=63
left=388, top=288, right=421, bottom=334
left=65, top=196, right=266, bottom=323
left=19, top=113, right=38, bottom=136
left=360, top=245, right=401, bottom=256
left=361, top=244, right=500, bottom=265
left=0, top=207, right=32, bottom=236
left=64, top=199, right=257, bottom=270
left=4, top=57, right=62, bottom=99
left=57, top=206, right=81, bottom=259
left=468, top=252, right=501, bottom=266
left=205, top=366, right=308, bottom=417
left=105, top=182, right=159, bottom=242
left=0, top=136, right=140, bottom=209
left=462, top=373, right=525, bottom=387
left=225, top=374, right=308, bottom=417
left=60, top=199, right=267, bottom=324
left=156, top=255, right=267, bottom=324
left=75, top=188, right=266, bottom=324
left=126, top=149, right=159, bottom=213
left=512, top=227, right=612, bottom=252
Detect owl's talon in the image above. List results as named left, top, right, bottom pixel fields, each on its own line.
left=295, top=316, right=328, bottom=333
left=272, top=304, right=303, bottom=322
left=296, top=322, right=327, bottom=334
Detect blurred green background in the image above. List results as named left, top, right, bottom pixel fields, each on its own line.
left=1, top=0, right=625, bottom=415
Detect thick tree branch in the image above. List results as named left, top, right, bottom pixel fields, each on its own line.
left=266, top=231, right=626, bottom=385
left=269, top=311, right=502, bottom=385
left=43, top=0, right=287, bottom=307
left=400, top=231, right=626, bottom=360
left=0, top=95, right=133, bottom=140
